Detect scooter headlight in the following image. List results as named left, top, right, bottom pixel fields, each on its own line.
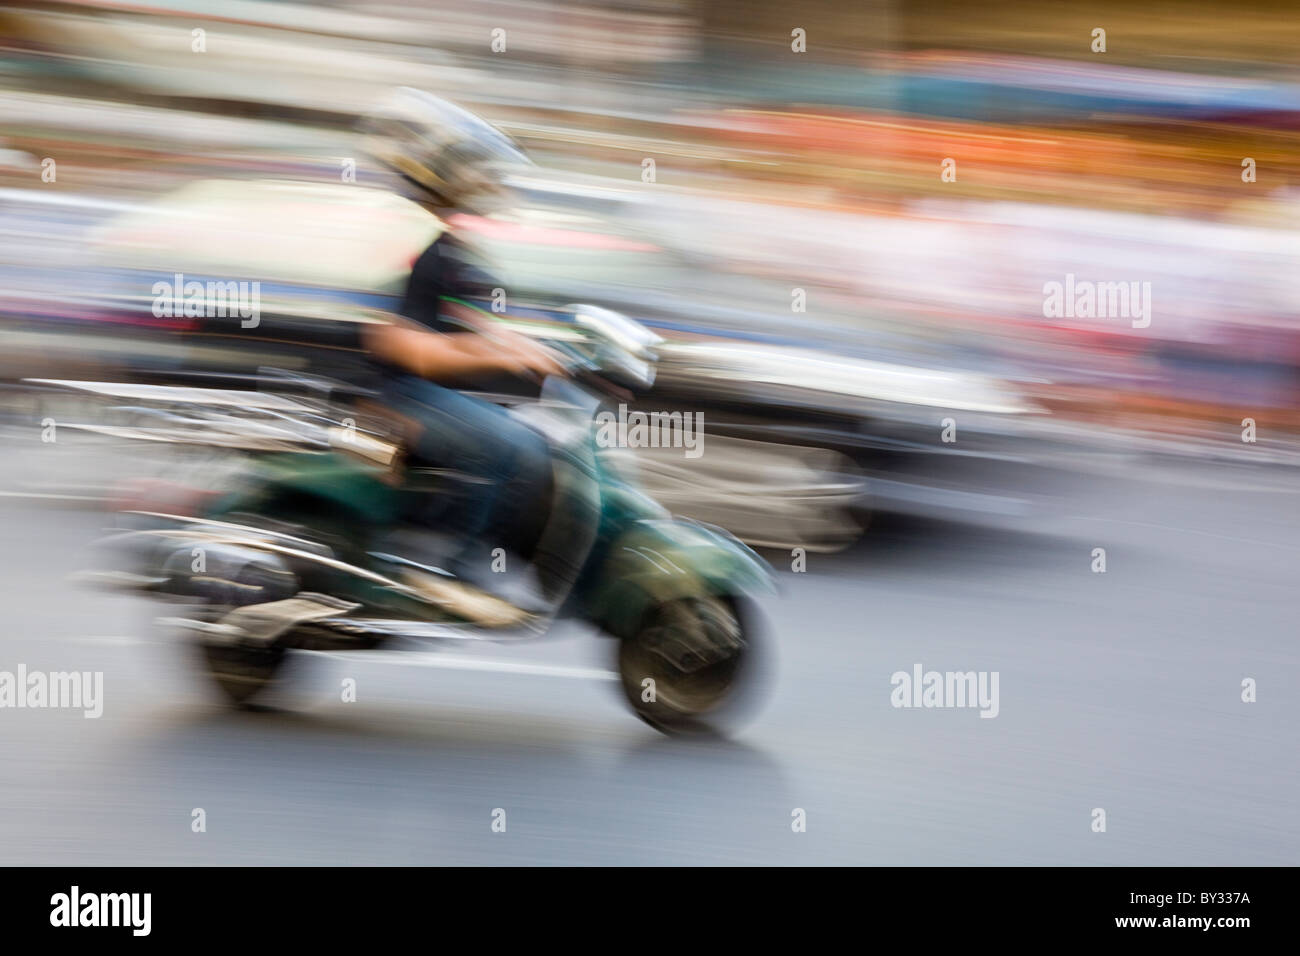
left=568, top=304, right=660, bottom=390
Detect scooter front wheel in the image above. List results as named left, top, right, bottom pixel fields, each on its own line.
left=617, top=596, right=768, bottom=736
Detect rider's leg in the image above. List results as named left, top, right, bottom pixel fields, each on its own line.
left=381, top=374, right=551, bottom=577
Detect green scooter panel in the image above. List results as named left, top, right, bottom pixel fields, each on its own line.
left=583, top=518, right=774, bottom=640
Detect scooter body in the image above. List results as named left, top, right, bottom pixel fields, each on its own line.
left=70, top=339, right=774, bottom=734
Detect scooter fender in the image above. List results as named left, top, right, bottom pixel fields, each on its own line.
left=581, top=518, right=774, bottom=641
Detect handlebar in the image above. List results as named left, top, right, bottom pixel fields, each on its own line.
left=543, top=339, right=636, bottom=404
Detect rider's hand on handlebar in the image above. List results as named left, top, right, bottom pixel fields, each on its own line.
left=498, top=333, right=570, bottom=381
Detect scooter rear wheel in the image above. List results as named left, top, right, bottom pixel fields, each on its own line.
left=198, top=640, right=287, bottom=706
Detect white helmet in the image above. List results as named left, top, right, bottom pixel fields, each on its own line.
left=363, top=87, right=531, bottom=213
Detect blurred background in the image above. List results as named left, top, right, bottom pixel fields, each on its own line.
left=0, top=1, right=1297, bottom=865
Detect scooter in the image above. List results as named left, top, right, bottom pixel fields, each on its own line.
left=58, top=306, right=773, bottom=734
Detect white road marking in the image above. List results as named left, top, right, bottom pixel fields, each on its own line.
left=315, top=651, right=619, bottom=681
left=58, top=636, right=619, bottom=681
left=0, top=490, right=105, bottom=501
left=67, top=635, right=150, bottom=646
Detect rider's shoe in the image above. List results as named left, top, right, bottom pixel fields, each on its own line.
left=445, top=553, right=553, bottom=617
left=399, top=566, right=539, bottom=629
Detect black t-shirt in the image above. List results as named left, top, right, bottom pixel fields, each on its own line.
left=400, top=233, right=496, bottom=333
left=360, top=232, right=512, bottom=392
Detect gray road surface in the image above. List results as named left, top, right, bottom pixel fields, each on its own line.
left=0, top=449, right=1296, bottom=865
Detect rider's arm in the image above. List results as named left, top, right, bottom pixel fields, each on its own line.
left=364, top=318, right=516, bottom=379
left=363, top=316, right=560, bottom=381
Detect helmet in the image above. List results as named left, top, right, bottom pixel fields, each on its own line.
left=363, top=87, right=531, bottom=213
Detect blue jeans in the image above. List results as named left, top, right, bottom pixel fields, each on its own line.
left=381, top=373, right=551, bottom=567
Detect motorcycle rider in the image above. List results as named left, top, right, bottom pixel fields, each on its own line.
left=359, top=91, right=564, bottom=592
